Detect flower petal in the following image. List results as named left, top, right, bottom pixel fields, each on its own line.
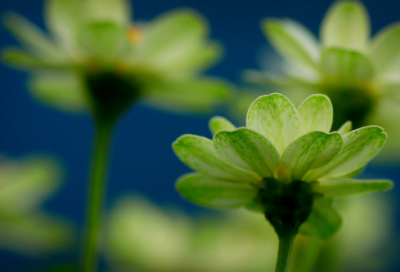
left=143, top=77, right=231, bottom=113
left=281, top=132, right=342, bottom=181
left=299, top=198, right=342, bottom=239
left=321, top=1, right=369, bottom=51
left=209, top=117, right=236, bottom=136
left=133, top=10, right=217, bottom=72
left=315, top=178, right=393, bottom=197
left=45, top=0, right=83, bottom=50
left=78, top=21, right=129, bottom=64
left=370, top=23, right=400, bottom=75
left=304, top=126, right=387, bottom=181
left=336, top=121, right=352, bottom=135
left=176, top=173, right=257, bottom=209
left=246, top=93, right=301, bottom=154
left=297, top=94, right=333, bottom=134
left=320, top=47, right=374, bottom=83
left=2, top=48, right=70, bottom=70
left=262, top=19, right=319, bottom=70
left=29, top=73, right=88, bottom=112
left=85, top=0, right=131, bottom=26
left=173, top=135, right=259, bottom=184
left=214, top=128, right=280, bottom=179
left=3, top=13, right=64, bottom=60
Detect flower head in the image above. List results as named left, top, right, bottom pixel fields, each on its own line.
left=0, top=155, right=74, bottom=254
left=245, top=1, right=400, bottom=158
left=173, top=93, right=392, bottom=238
left=3, top=0, right=231, bottom=117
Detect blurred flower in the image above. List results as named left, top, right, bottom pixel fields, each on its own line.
left=245, top=0, right=400, bottom=160
left=173, top=93, right=392, bottom=239
left=2, top=0, right=231, bottom=115
left=105, top=196, right=277, bottom=272
left=0, top=155, right=74, bottom=254
left=315, top=194, right=395, bottom=272
left=106, top=194, right=395, bottom=272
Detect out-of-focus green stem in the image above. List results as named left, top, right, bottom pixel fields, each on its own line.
left=275, top=233, right=296, bottom=272
left=82, top=119, right=115, bottom=272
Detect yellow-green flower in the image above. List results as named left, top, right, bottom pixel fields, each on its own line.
left=246, top=1, right=400, bottom=159
left=3, top=0, right=230, bottom=115
left=173, top=93, right=392, bottom=271
left=0, top=155, right=74, bottom=254
left=105, top=196, right=278, bottom=272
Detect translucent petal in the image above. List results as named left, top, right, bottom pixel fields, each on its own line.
left=176, top=173, right=257, bottom=209
left=281, top=132, right=342, bottom=181
left=133, top=10, right=217, bottom=72
left=29, top=73, right=88, bottom=112
left=45, top=0, right=83, bottom=50
left=85, top=0, right=131, bottom=26
left=304, top=126, right=387, bottom=181
left=336, top=121, right=352, bottom=135
left=320, top=47, right=374, bottom=83
left=315, top=178, right=393, bottom=197
left=262, top=19, right=319, bottom=70
left=214, top=128, right=280, bottom=178
left=246, top=93, right=301, bottom=154
left=370, top=23, right=400, bottom=75
left=173, top=135, right=259, bottom=184
left=321, top=1, right=369, bottom=51
left=297, top=94, right=333, bottom=134
left=209, top=117, right=236, bottom=136
left=3, top=13, right=63, bottom=60
left=78, top=22, right=129, bottom=64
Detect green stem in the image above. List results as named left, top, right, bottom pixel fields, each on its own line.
left=82, top=119, right=115, bottom=272
left=275, top=232, right=296, bottom=272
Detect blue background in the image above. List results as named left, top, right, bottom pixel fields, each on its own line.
left=0, top=0, right=399, bottom=271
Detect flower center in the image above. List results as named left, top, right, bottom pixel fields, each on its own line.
left=84, top=70, right=142, bottom=123
left=128, top=26, right=143, bottom=44
left=255, top=178, right=315, bottom=236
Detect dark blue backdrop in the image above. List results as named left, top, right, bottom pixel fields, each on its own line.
left=1, top=0, right=399, bottom=271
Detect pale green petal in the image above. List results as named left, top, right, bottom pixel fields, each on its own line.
left=214, top=128, right=280, bottom=179
left=143, top=77, right=231, bottom=114
left=299, top=198, right=342, bottom=239
left=3, top=13, right=63, bottom=60
left=304, top=126, right=387, bottom=181
left=321, top=1, right=369, bottom=51
left=0, top=157, right=61, bottom=214
left=370, top=23, right=400, bottom=75
left=85, top=0, right=131, bottom=26
left=209, top=117, right=236, bottom=136
left=133, top=10, right=216, bottom=72
left=29, top=73, right=88, bottom=112
left=78, top=22, right=129, bottom=64
left=2, top=48, right=70, bottom=70
left=246, top=93, right=301, bottom=154
left=281, top=132, right=342, bottom=181
left=0, top=214, right=75, bottom=254
left=315, top=178, right=393, bottom=197
left=262, top=19, right=319, bottom=70
left=337, top=121, right=352, bottom=135
left=173, top=135, right=259, bottom=183
left=176, top=173, right=257, bottom=209
left=45, top=0, right=83, bottom=49
left=297, top=94, right=333, bottom=134
left=320, top=47, right=374, bottom=83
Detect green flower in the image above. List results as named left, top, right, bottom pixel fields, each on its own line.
left=0, top=155, right=74, bottom=254
left=173, top=93, right=392, bottom=241
left=245, top=1, right=400, bottom=158
left=3, top=0, right=230, bottom=115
